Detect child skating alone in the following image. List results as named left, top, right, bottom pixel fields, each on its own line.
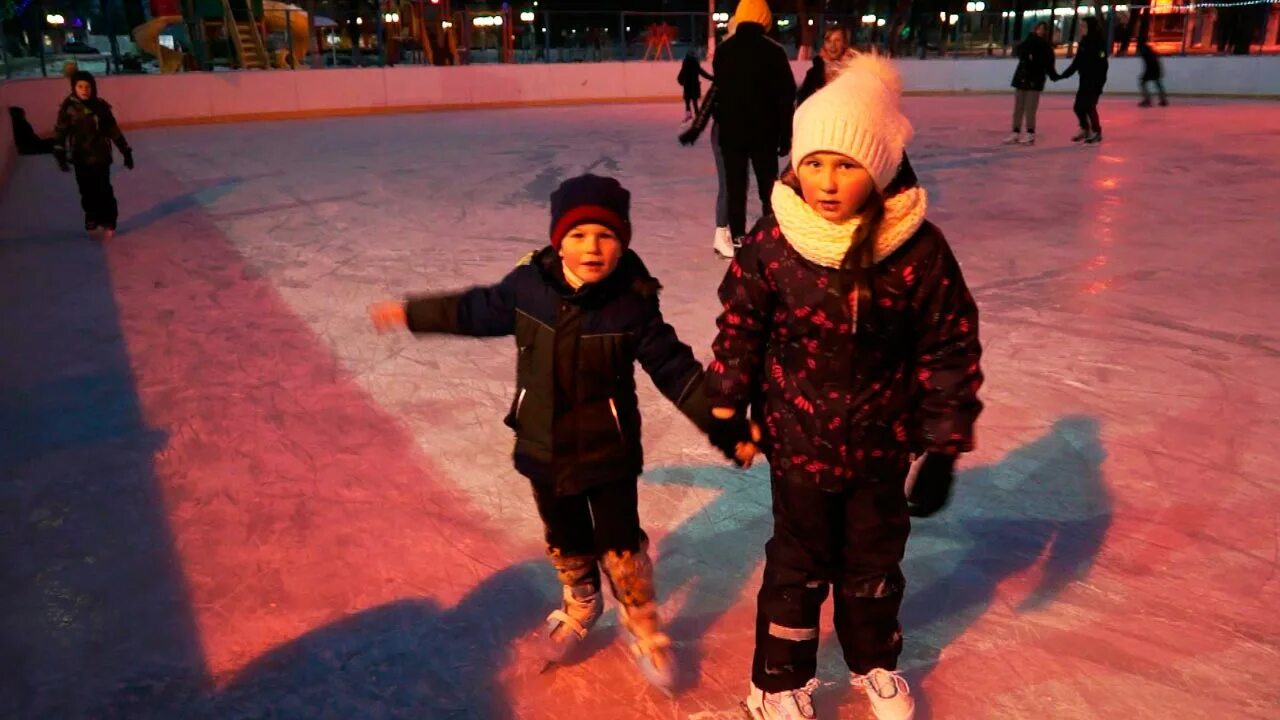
left=706, top=56, right=984, bottom=719
left=370, top=173, right=755, bottom=693
left=53, top=70, right=134, bottom=240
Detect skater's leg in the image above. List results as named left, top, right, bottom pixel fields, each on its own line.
left=752, top=477, right=837, bottom=693
left=73, top=163, right=97, bottom=229
left=1140, top=78, right=1152, bottom=105
left=1072, top=91, right=1090, bottom=131
left=711, top=123, right=730, bottom=229
left=722, top=139, right=751, bottom=238
left=532, top=486, right=603, bottom=661
left=98, top=166, right=119, bottom=231
left=1024, top=91, right=1041, bottom=136
left=1156, top=79, right=1168, bottom=105
left=1088, top=89, right=1103, bottom=134
left=832, top=481, right=910, bottom=674
left=692, top=94, right=700, bottom=115
left=1012, top=89, right=1027, bottom=132
left=595, top=480, right=675, bottom=690
left=749, top=142, right=779, bottom=218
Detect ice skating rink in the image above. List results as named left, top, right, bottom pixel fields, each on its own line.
left=2, top=95, right=1278, bottom=719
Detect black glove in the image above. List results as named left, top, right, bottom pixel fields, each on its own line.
left=907, top=453, right=956, bottom=517
left=122, top=148, right=134, bottom=170
left=708, top=412, right=754, bottom=467
left=55, top=152, right=70, bottom=173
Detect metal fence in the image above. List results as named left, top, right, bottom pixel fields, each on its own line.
left=5, top=3, right=1280, bottom=80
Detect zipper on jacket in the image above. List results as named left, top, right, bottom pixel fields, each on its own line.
left=515, top=388, right=527, bottom=419
left=608, top=398, right=623, bottom=437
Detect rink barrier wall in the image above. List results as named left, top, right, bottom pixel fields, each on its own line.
left=3, top=55, right=1278, bottom=189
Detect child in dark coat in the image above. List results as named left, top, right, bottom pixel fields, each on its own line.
left=370, top=174, right=754, bottom=693
left=708, top=56, right=983, bottom=720
left=1138, top=41, right=1168, bottom=107
left=678, top=51, right=714, bottom=121
left=53, top=70, right=134, bottom=240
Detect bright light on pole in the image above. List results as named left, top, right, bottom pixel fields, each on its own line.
left=520, top=11, right=534, bottom=22
left=46, top=13, right=65, bottom=25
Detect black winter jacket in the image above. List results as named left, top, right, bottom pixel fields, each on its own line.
left=1012, top=34, right=1057, bottom=92
left=710, top=22, right=796, bottom=152
left=678, top=55, right=713, bottom=99
left=53, top=94, right=129, bottom=167
left=1060, top=35, right=1109, bottom=91
left=707, top=213, right=984, bottom=491
left=404, top=247, right=711, bottom=496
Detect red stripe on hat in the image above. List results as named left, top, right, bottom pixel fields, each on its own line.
left=551, top=205, right=631, bottom=249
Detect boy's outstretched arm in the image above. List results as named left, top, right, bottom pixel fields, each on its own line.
left=372, top=266, right=521, bottom=337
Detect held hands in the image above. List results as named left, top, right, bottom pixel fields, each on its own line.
left=369, top=301, right=408, bottom=332
left=709, top=407, right=762, bottom=469
left=906, top=452, right=957, bottom=518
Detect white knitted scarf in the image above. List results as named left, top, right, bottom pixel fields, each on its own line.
left=770, top=181, right=929, bottom=269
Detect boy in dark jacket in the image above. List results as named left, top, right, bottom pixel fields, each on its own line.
left=1138, top=41, right=1168, bottom=107
left=1005, top=22, right=1059, bottom=145
left=53, top=70, right=134, bottom=240
left=678, top=50, right=714, bottom=122
left=711, top=0, right=796, bottom=251
left=369, top=174, right=753, bottom=693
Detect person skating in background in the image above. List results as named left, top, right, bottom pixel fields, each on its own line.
left=797, top=26, right=857, bottom=106
left=678, top=50, right=714, bottom=122
left=710, top=0, right=796, bottom=258
left=53, top=70, right=134, bottom=240
left=1005, top=21, right=1058, bottom=146
left=369, top=174, right=756, bottom=694
left=678, top=18, right=739, bottom=258
left=1058, top=16, right=1109, bottom=144
left=1138, top=40, right=1169, bottom=107
left=707, top=54, right=984, bottom=720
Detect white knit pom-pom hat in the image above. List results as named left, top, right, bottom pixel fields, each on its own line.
left=791, top=53, right=913, bottom=191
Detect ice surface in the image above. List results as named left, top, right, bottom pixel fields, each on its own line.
left=2, top=96, right=1278, bottom=719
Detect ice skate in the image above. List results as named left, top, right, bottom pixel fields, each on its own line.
left=1018, top=133, right=1036, bottom=145
left=1002, top=132, right=1022, bottom=145
left=539, top=551, right=602, bottom=668
left=602, top=543, right=677, bottom=694
left=1085, top=131, right=1103, bottom=145
left=741, top=678, right=821, bottom=719
left=713, top=226, right=736, bottom=258
left=684, top=111, right=694, bottom=123
left=1138, top=99, right=1152, bottom=107
left=1071, top=129, right=1090, bottom=142
left=101, top=228, right=116, bottom=241
left=851, top=669, right=915, bottom=720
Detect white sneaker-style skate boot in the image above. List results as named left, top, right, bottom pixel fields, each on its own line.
left=1071, top=129, right=1090, bottom=142
left=851, top=668, right=915, bottom=720
left=713, top=226, right=736, bottom=258
left=1002, top=132, right=1022, bottom=144
left=1019, top=132, right=1036, bottom=145
left=742, top=678, right=822, bottom=719
left=540, top=551, right=602, bottom=665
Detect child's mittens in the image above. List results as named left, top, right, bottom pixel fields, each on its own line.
left=708, top=408, right=760, bottom=468
left=122, top=148, right=134, bottom=170
left=370, top=301, right=408, bottom=332
left=906, top=453, right=956, bottom=517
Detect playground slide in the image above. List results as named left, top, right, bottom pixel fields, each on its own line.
left=132, top=15, right=186, bottom=73
left=263, top=1, right=311, bottom=68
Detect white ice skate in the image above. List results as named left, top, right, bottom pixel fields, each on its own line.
left=713, top=226, right=736, bottom=259
left=1084, top=132, right=1103, bottom=145
left=1002, top=132, right=1022, bottom=144
left=851, top=668, right=915, bottom=720
left=742, top=678, right=822, bottom=719
left=1071, top=130, right=1090, bottom=142
left=1019, top=133, right=1036, bottom=146
left=617, top=602, right=677, bottom=694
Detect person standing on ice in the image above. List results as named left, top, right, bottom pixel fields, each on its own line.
left=369, top=174, right=757, bottom=694
left=678, top=50, right=714, bottom=122
left=1137, top=40, right=1168, bottom=107
left=705, top=55, right=984, bottom=720
left=710, top=0, right=796, bottom=258
left=1059, top=16, right=1109, bottom=144
left=53, top=70, right=134, bottom=241
left=1004, top=21, right=1058, bottom=146
left=797, top=26, right=857, bottom=106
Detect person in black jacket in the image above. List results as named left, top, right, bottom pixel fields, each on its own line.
left=1005, top=22, right=1059, bottom=145
left=797, top=26, right=858, bottom=106
left=1059, top=17, right=1109, bottom=144
left=369, top=174, right=755, bottom=693
left=53, top=70, right=134, bottom=240
left=711, top=0, right=797, bottom=253
left=677, top=50, right=714, bottom=121
left=1138, top=40, right=1169, bottom=107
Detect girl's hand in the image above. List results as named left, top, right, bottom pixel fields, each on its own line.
left=735, top=421, right=763, bottom=468
left=712, top=407, right=763, bottom=469
left=370, top=301, right=408, bottom=332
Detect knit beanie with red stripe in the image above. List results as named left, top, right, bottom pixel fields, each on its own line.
left=549, top=174, right=632, bottom=249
